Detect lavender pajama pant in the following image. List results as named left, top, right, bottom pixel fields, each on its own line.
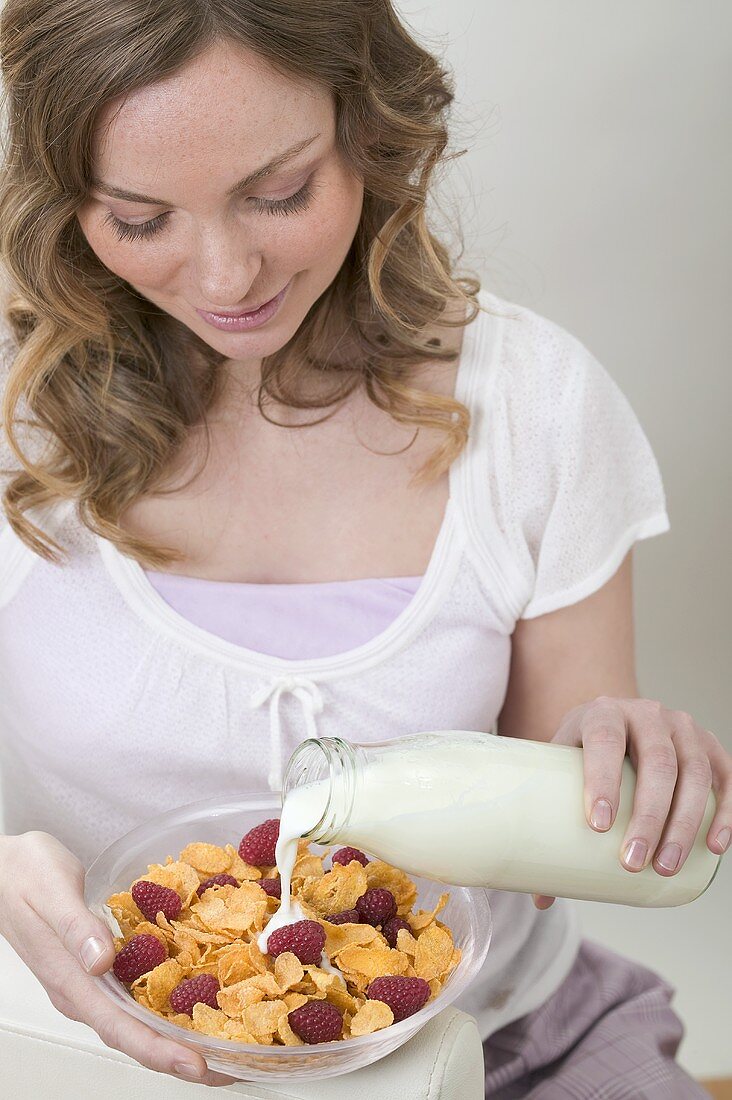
left=482, top=937, right=708, bottom=1099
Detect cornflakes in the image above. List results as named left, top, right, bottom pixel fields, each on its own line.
left=106, top=825, right=462, bottom=1046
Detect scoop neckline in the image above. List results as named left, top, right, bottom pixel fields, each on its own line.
left=142, top=570, right=425, bottom=589
left=96, top=299, right=488, bottom=678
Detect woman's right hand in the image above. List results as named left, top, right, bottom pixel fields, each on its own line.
left=0, top=831, right=238, bottom=1087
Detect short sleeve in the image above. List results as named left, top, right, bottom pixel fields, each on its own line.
left=483, top=297, right=670, bottom=621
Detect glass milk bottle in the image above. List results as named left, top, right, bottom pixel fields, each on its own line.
left=280, top=730, right=722, bottom=907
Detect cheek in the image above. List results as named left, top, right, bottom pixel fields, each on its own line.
left=77, top=213, right=176, bottom=289
left=300, top=177, right=364, bottom=263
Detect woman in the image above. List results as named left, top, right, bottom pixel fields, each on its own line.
left=0, top=2, right=728, bottom=1095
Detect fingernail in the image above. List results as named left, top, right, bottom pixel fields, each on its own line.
left=174, top=1062, right=204, bottom=1080
left=590, top=799, right=612, bottom=830
left=622, top=839, right=648, bottom=871
left=656, top=842, right=682, bottom=871
left=79, top=936, right=106, bottom=972
left=715, top=827, right=731, bottom=853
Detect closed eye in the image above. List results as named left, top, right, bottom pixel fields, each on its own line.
left=102, top=178, right=316, bottom=242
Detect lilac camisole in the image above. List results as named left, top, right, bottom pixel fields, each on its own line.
left=143, top=571, right=423, bottom=659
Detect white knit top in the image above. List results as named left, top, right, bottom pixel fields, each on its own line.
left=0, top=288, right=670, bottom=1040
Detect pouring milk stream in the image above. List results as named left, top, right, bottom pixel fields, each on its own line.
left=259, top=731, right=721, bottom=955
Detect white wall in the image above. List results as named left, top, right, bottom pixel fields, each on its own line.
left=410, top=0, right=730, bottom=1078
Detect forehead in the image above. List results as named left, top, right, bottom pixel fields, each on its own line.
left=93, top=40, right=333, bottom=181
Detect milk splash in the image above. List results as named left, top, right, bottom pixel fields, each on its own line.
left=256, top=777, right=345, bottom=979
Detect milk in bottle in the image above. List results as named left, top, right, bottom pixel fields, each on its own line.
left=277, top=730, right=722, bottom=907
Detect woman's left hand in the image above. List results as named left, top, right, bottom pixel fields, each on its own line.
left=532, top=696, right=732, bottom=909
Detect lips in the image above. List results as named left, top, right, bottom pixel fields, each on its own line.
left=202, top=288, right=281, bottom=317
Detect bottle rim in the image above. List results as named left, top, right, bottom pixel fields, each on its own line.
left=281, top=736, right=358, bottom=844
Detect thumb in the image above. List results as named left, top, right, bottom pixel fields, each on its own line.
left=38, top=868, right=116, bottom=974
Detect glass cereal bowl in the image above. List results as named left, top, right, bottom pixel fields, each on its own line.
left=84, top=791, right=493, bottom=1082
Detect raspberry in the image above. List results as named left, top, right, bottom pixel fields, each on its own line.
left=131, top=880, right=182, bottom=922
left=266, top=919, right=325, bottom=964
left=366, top=975, right=431, bottom=1022
left=288, top=1000, right=343, bottom=1043
left=382, top=915, right=411, bottom=948
left=169, top=973, right=221, bottom=1016
left=258, top=877, right=282, bottom=899
left=112, top=934, right=167, bottom=984
left=196, top=873, right=239, bottom=896
left=239, top=818, right=280, bottom=865
left=325, top=908, right=361, bottom=925
left=331, top=846, right=369, bottom=867
left=355, top=887, right=396, bottom=926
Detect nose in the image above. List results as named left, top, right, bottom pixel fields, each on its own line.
left=192, top=222, right=263, bottom=309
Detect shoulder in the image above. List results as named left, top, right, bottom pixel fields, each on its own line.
left=469, top=291, right=647, bottom=501
left=475, top=289, right=615, bottom=417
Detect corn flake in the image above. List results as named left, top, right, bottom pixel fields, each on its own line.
left=179, top=842, right=233, bottom=876
left=274, top=951, right=304, bottom=990
left=409, top=892, right=449, bottom=931
left=413, top=923, right=455, bottom=981
left=350, top=999, right=394, bottom=1036
left=336, top=945, right=409, bottom=981
left=146, top=959, right=186, bottom=1011
left=300, top=862, right=368, bottom=916
left=244, top=999, right=289, bottom=1044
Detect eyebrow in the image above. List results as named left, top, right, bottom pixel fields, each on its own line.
left=90, top=133, right=321, bottom=206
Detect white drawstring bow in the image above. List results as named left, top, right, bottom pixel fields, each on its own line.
left=249, top=674, right=325, bottom=791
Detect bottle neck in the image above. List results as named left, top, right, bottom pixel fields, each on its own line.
left=281, top=736, right=359, bottom=845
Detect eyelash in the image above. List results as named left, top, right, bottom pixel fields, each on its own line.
left=103, top=179, right=315, bottom=242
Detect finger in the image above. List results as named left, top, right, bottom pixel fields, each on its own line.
left=702, top=731, right=732, bottom=856
left=93, top=998, right=238, bottom=1086
left=532, top=895, right=555, bottom=909
left=651, top=714, right=714, bottom=875
left=579, top=700, right=627, bottom=833
left=16, top=903, right=237, bottom=1086
left=621, top=713, right=678, bottom=872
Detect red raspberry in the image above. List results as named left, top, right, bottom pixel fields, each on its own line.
left=131, top=880, right=182, bottom=922
left=259, top=877, right=282, bottom=899
left=169, top=973, right=221, bottom=1016
left=382, top=915, right=411, bottom=948
left=356, top=887, right=396, bottom=926
left=266, top=919, right=325, bottom=964
left=331, top=846, right=369, bottom=867
left=325, top=908, right=361, bottom=925
left=239, top=818, right=280, bottom=865
left=366, top=975, right=431, bottom=1022
left=288, top=1000, right=343, bottom=1043
left=113, top=934, right=167, bottom=984
left=196, top=873, right=239, bottom=896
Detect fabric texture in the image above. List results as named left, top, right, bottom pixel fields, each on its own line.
left=481, top=936, right=708, bottom=1099
left=0, top=288, right=671, bottom=1057
left=143, top=570, right=423, bottom=658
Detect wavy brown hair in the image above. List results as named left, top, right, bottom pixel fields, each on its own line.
left=0, top=0, right=498, bottom=568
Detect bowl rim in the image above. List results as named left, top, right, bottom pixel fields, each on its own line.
left=85, top=791, right=493, bottom=1058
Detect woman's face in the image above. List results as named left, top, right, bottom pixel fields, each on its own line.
left=76, top=40, right=365, bottom=371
